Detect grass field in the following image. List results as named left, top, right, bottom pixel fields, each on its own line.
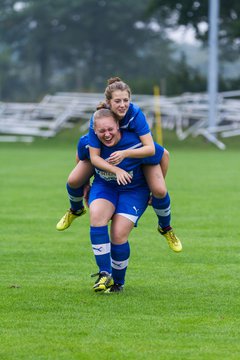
left=1, top=128, right=240, bottom=360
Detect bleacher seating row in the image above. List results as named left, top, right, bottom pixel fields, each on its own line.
left=0, top=91, right=240, bottom=149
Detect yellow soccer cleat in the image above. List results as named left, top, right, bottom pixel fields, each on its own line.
left=56, top=207, right=86, bottom=231
left=158, top=226, right=182, bottom=252
left=91, top=272, right=114, bottom=292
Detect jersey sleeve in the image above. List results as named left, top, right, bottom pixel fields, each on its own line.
left=134, top=109, right=151, bottom=136
left=77, top=134, right=90, bottom=160
left=122, top=104, right=151, bottom=137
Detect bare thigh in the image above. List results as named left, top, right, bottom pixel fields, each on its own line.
left=68, top=160, right=94, bottom=188
left=90, top=199, right=115, bottom=227
left=142, top=164, right=167, bottom=198
left=110, top=214, right=135, bottom=245
left=160, top=149, right=170, bottom=178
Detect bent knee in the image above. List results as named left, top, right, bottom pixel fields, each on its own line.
left=152, top=186, right=167, bottom=198
left=90, top=211, right=108, bottom=227
left=67, top=173, right=83, bottom=188
left=162, top=149, right=170, bottom=162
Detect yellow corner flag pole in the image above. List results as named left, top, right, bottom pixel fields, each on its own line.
left=153, top=85, right=163, bottom=145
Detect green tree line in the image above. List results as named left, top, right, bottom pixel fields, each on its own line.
left=0, top=0, right=239, bottom=101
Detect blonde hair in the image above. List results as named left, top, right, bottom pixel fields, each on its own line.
left=93, top=108, right=119, bottom=130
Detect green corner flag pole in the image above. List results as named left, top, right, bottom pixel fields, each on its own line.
left=153, top=85, right=163, bottom=145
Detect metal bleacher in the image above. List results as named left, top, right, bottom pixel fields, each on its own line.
left=0, top=93, right=102, bottom=142
left=0, top=91, right=240, bottom=148
left=174, top=91, right=240, bottom=149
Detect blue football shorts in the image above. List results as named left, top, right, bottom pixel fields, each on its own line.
left=77, top=134, right=90, bottom=161
left=142, top=142, right=164, bottom=165
left=89, top=182, right=150, bottom=226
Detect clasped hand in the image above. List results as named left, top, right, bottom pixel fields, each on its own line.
left=108, top=150, right=125, bottom=165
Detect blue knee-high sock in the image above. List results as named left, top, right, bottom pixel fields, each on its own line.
left=152, top=192, right=171, bottom=230
left=111, top=242, right=130, bottom=286
left=66, top=183, right=84, bottom=212
left=90, top=225, right=111, bottom=274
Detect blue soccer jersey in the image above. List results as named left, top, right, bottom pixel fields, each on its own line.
left=92, top=130, right=148, bottom=190
left=89, top=130, right=150, bottom=226
left=77, top=103, right=165, bottom=165
left=77, top=133, right=90, bottom=160
left=76, top=133, right=164, bottom=165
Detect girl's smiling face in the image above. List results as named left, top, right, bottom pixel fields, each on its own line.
left=94, top=116, right=120, bottom=147
left=108, top=90, right=130, bottom=119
